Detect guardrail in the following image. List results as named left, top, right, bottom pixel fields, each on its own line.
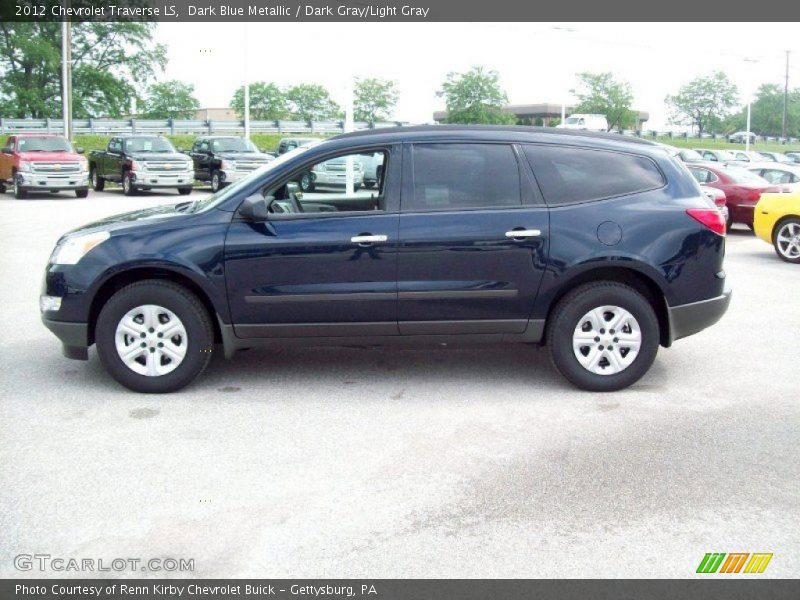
left=619, top=129, right=798, bottom=145
left=0, top=117, right=407, bottom=136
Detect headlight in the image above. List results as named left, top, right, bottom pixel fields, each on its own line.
left=50, top=231, right=110, bottom=265
left=78, top=157, right=89, bottom=172
left=184, top=161, right=193, bottom=171
left=130, top=160, right=145, bottom=172
left=221, top=160, right=236, bottom=171
left=19, top=161, right=32, bottom=172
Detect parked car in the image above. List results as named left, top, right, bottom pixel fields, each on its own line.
left=0, top=134, right=89, bottom=199
left=745, top=162, right=800, bottom=191
left=694, top=149, right=742, bottom=164
left=558, top=114, right=609, bottom=131
left=736, top=150, right=770, bottom=162
left=276, top=137, right=320, bottom=155
left=89, top=136, right=194, bottom=196
left=728, top=131, right=757, bottom=144
left=40, top=126, right=730, bottom=393
left=687, top=162, right=776, bottom=229
left=700, top=185, right=728, bottom=223
left=658, top=144, right=704, bottom=163
left=783, top=151, right=800, bottom=164
left=298, top=154, right=365, bottom=192
left=187, top=136, right=274, bottom=192
left=753, top=192, right=800, bottom=263
left=757, top=151, right=794, bottom=164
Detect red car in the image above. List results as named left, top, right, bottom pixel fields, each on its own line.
left=687, top=162, right=777, bottom=230
left=0, top=133, right=89, bottom=199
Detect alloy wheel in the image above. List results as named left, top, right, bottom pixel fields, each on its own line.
left=776, top=222, right=800, bottom=260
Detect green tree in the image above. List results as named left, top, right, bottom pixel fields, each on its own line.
left=230, top=82, right=288, bottom=121
left=726, top=83, right=800, bottom=137
left=665, top=71, right=738, bottom=136
left=354, top=78, right=399, bottom=122
left=286, top=84, right=339, bottom=121
left=139, top=80, right=200, bottom=119
left=0, top=22, right=166, bottom=118
left=437, top=66, right=515, bottom=125
left=571, top=72, right=635, bottom=131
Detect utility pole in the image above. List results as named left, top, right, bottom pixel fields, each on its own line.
left=782, top=50, right=790, bottom=141
left=61, top=9, right=72, bottom=141
left=243, top=23, right=250, bottom=139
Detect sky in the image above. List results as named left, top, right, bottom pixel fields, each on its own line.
left=153, top=22, right=800, bottom=130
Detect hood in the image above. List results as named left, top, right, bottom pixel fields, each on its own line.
left=217, top=151, right=273, bottom=161
left=18, top=151, right=83, bottom=162
left=65, top=203, right=191, bottom=237
left=129, top=152, right=187, bottom=161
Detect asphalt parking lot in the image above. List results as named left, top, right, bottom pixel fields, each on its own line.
left=0, top=188, right=798, bottom=578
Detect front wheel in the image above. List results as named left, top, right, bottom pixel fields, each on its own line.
left=773, top=218, right=800, bottom=263
left=75, top=188, right=89, bottom=198
left=299, top=172, right=315, bottom=192
left=178, top=187, right=192, bottom=195
left=210, top=170, right=222, bottom=192
left=122, top=171, right=136, bottom=196
left=547, top=282, right=659, bottom=392
left=14, top=175, right=27, bottom=199
left=95, top=280, right=214, bottom=393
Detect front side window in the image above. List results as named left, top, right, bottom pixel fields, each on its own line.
left=524, top=145, right=664, bottom=206
left=762, top=169, right=793, bottom=184
left=265, top=149, right=389, bottom=217
left=689, top=167, right=716, bottom=185
left=407, top=143, right=521, bottom=212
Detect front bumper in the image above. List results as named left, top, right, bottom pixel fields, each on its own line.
left=314, top=171, right=365, bottom=186
left=219, top=169, right=257, bottom=184
left=668, top=285, right=732, bottom=344
left=131, top=171, right=194, bottom=188
left=42, top=316, right=90, bottom=360
left=18, top=172, right=89, bottom=190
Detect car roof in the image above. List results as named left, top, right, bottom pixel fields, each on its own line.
left=747, top=161, right=800, bottom=171
left=334, top=124, right=656, bottom=146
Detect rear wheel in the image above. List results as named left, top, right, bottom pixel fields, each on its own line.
left=547, top=282, right=660, bottom=391
left=91, top=167, right=105, bottom=191
left=75, top=188, right=89, bottom=198
left=95, top=280, right=214, bottom=393
left=773, top=218, right=800, bottom=263
left=178, top=187, right=192, bottom=195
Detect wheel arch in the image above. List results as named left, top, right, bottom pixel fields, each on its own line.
left=87, top=266, right=222, bottom=346
left=771, top=214, right=800, bottom=242
left=542, top=265, right=671, bottom=348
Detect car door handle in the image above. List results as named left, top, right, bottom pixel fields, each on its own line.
left=505, top=229, right=542, bottom=239
left=351, top=234, right=388, bottom=244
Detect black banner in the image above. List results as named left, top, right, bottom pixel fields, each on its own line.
left=4, top=0, right=800, bottom=22
left=2, top=580, right=800, bottom=600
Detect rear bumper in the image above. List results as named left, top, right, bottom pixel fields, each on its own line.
left=668, top=286, right=732, bottom=344
left=41, top=316, right=89, bottom=360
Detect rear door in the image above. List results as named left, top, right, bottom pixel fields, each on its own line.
left=396, top=142, right=549, bottom=335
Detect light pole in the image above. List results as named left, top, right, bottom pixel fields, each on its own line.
left=61, top=13, right=72, bottom=141
left=743, top=57, right=759, bottom=152
left=243, top=23, right=250, bottom=139
left=552, top=26, right=575, bottom=126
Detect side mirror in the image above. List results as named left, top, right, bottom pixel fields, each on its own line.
left=75, top=147, right=85, bottom=154
left=239, top=193, right=271, bottom=221
left=1, top=148, right=12, bottom=154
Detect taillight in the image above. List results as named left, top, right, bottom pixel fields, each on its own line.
left=712, top=195, right=726, bottom=208
left=687, top=208, right=726, bottom=236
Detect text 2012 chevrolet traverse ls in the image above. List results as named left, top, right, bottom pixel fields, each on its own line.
left=41, top=126, right=731, bottom=393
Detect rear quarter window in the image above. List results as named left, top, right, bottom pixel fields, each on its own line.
left=523, top=145, right=665, bottom=206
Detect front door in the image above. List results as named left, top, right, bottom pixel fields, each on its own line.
left=224, top=145, right=400, bottom=338
left=397, top=142, right=549, bottom=335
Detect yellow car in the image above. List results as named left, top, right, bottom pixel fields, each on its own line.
left=753, top=192, right=800, bottom=263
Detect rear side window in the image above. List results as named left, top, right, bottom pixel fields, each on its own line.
left=523, top=145, right=664, bottom=206
left=408, top=143, right=521, bottom=211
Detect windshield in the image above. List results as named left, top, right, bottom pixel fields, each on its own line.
left=189, top=143, right=322, bottom=213
left=125, top=137, right=175, bottom=153
left=724, top=166, right=769, bottom=184
left=714, top=150, right=737, bottom=161
left=17, top=136, right=73, bottom=152
left=211, top=138, right=258, bottom=153
left=678, top=149, right=703, bottom=162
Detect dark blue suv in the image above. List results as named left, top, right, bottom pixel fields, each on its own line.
left=41, top=126, right=731, bottom=393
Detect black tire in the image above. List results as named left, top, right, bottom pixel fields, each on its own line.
left=773, top=217, right=800, bottom=264
left=178, top=187, right=193, bottom=195
left=546, top=282, right=660, bottom=392
left=122, top=171, right=136, bottom=196
left=75, top=188, right=89, bottom=198
left=364, top=181, right=376, bottom=189
left=299, top=172, right=315, bottom=192
left=0, top=183, right=6, bottom=194
left=91, top=166, right=105, bottom=191
left=210, top=170, right=222, bottom=192
left=49, top=189, right=59, bottom=194
left=95, top=280, right=214, bottom=393
left=13, top=175, right=27, bottom=199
